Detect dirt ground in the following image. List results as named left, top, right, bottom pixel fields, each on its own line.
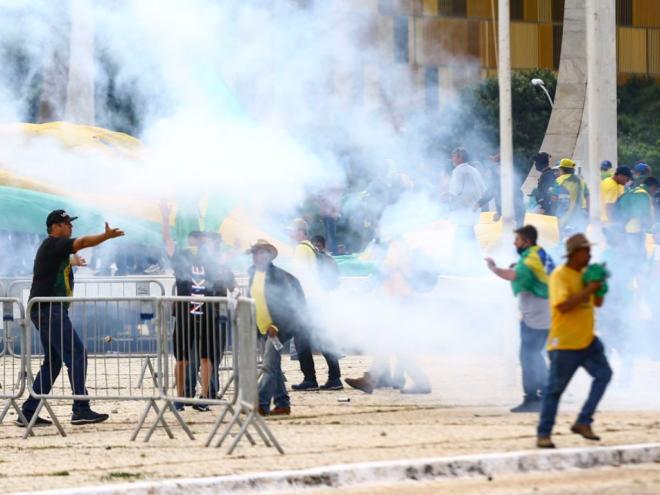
left=1, top=354, right=659, bottom=494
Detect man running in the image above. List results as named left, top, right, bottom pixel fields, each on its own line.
left=18, top=210, right=124, bottom=427
left=537, top=233, right=612, bottom=448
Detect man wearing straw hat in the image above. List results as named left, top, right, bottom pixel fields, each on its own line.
left=247, top=239, right=311, bottom=416
left=537, top=233, right=612, bottom=448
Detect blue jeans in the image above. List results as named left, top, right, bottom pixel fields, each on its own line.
left=520, top=322, right=548, bottom=400
left=23, top=305, right=90, bottom=415
left=258, top=336, right=290, bottom=412
left=537, top=337, right=612, bottom=437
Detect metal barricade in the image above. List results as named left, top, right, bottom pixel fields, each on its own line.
left=132, top=295, right=234, bottom=442
left=8, top=277, right=167, bottom=366
left=0, top=298, right=29, bottom=427
left=20, top=294, right=282, bottom=453
left=205, top=297, right=283, bottom=454
left=23, top=296, right=164, bottom=438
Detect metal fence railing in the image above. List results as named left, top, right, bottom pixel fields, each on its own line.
left=10, top=294, right=281, bottom=454
left=0, top=298, right=29, bottom=429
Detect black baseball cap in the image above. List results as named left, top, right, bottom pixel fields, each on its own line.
left=614, top=166, right=633, bottom=179
left=46, top=209, right=78, bottom=227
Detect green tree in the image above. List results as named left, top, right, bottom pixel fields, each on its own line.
left=617, top=76, right=660, bottom=169
left=455, top=69, right=557, bottom=178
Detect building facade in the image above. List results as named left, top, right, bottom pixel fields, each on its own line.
left=372, top=0, right=660, bottom=101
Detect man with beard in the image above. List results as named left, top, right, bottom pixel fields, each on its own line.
left=486, top=225, right=555, bottom=412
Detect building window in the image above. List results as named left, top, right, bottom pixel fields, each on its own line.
left=439, top=0, right=467, bottom=17
left=617, top=0, right=633, bottom=26
left=510, top=0, right=524, bottom=21
left=552, top=24, right=563, bottom=69
left=393, top=16, right=409, bottom=63
left=551, top=0, right=565, bottom=23
left=425, top=67, right=439, bottom=111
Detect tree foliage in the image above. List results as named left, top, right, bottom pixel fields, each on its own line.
left=460, top=72, right=660, bottom=175
left=455, top=69, right=557, bottom=178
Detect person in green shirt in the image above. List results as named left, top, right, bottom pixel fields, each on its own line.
left=614, top=177, right=659, bottom=259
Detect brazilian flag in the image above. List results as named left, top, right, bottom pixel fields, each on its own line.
left=511, top=246, right=555, bottom=298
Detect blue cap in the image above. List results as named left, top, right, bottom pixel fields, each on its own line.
left=634, top=162, right=651, bottom=174
left=600, top=160, right=613, bottom=170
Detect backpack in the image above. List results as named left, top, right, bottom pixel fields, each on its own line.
left=315, top=250, right=341, bottom=290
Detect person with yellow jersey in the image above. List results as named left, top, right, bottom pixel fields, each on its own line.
left=551, top=158, right=589, bottom=238
left=247, top=239, right=310, bottom=416
left=600, top=166, right=632, bottom=224
left=536, top=234, right=613, bottom=449
left=288, top=218, right=343, bottom=392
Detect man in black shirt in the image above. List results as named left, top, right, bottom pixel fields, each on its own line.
left=18, top=210, right=124, bottom=427
left=161, top=205, right=236, bottom=410
left=533, top=152, right=556, bottom=215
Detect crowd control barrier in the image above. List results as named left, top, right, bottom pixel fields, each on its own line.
left=0, top=298, right=30, bottom=428
left=17, top=294, right=281, bottom=454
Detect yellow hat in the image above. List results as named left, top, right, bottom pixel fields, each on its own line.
left=559, top=158, right=576, bottom=169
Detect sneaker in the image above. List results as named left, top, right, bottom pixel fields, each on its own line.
left=173, top=402, right=185, bottom=412
left=570, top=423, right=601, bottom=441
left=537, top=436, right=556, bottom=449
left=345, top=375, right=374, bottom=394
left=320, top=379, right=344, bottom=391
left=71, top=409, right=109, bottom=425
left=270, top=406, right=291, bottom=416
left=291, top=380, right=319, bottom=391
left=510, top=399, right=542, bottom=413
left=192, top=403, right=211, bottom=412
left=15, top=414, right=52, bottom=428
left=258, top=407, right=269, bottom=416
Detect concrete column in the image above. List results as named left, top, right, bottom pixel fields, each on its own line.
left=64, top=0, right=95, bottom=124
left=498, top=0, right=514, bottom=226
left=585, top=0, right=618, bottom=228
left=523, top=0, right=586, bottom=193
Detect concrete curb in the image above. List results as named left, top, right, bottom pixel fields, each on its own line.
left=20, top=443, right=660, bottom=495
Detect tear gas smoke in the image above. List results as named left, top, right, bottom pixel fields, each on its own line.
left=0, top=0, right=657, bottom=408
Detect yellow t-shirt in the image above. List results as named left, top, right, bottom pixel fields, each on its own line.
left=251, top=271, right=273, bottom=335
left=293, top=241, right=317, bottom=266
left=600, top=176, right=624, bottom=223
left=382, top=240, right=412, bottom=298
left=547, top=265, right=595, bottom=351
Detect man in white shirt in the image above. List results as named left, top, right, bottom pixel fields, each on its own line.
left=445, top=148, right=486, bottom=272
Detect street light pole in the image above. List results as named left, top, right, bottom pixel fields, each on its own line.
left=498, top=0, right=514, bottom=227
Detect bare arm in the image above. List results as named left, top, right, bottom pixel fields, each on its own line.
left=485, top=258, right=516, bottom=281
left=72, top=223, right=124, bottom=253
left=555, top=281, right=601, bottom=313
left=160, top=202, right=175, bottom=258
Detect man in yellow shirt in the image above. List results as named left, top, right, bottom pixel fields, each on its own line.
left=247, top=239, right=311, bottom=416
left=537, top=234, right=613, bottom=449
left=600, top=166, right=632, bottom=223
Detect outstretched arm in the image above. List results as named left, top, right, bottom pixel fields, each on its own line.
left=72, top=223, right=124, bottom=253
